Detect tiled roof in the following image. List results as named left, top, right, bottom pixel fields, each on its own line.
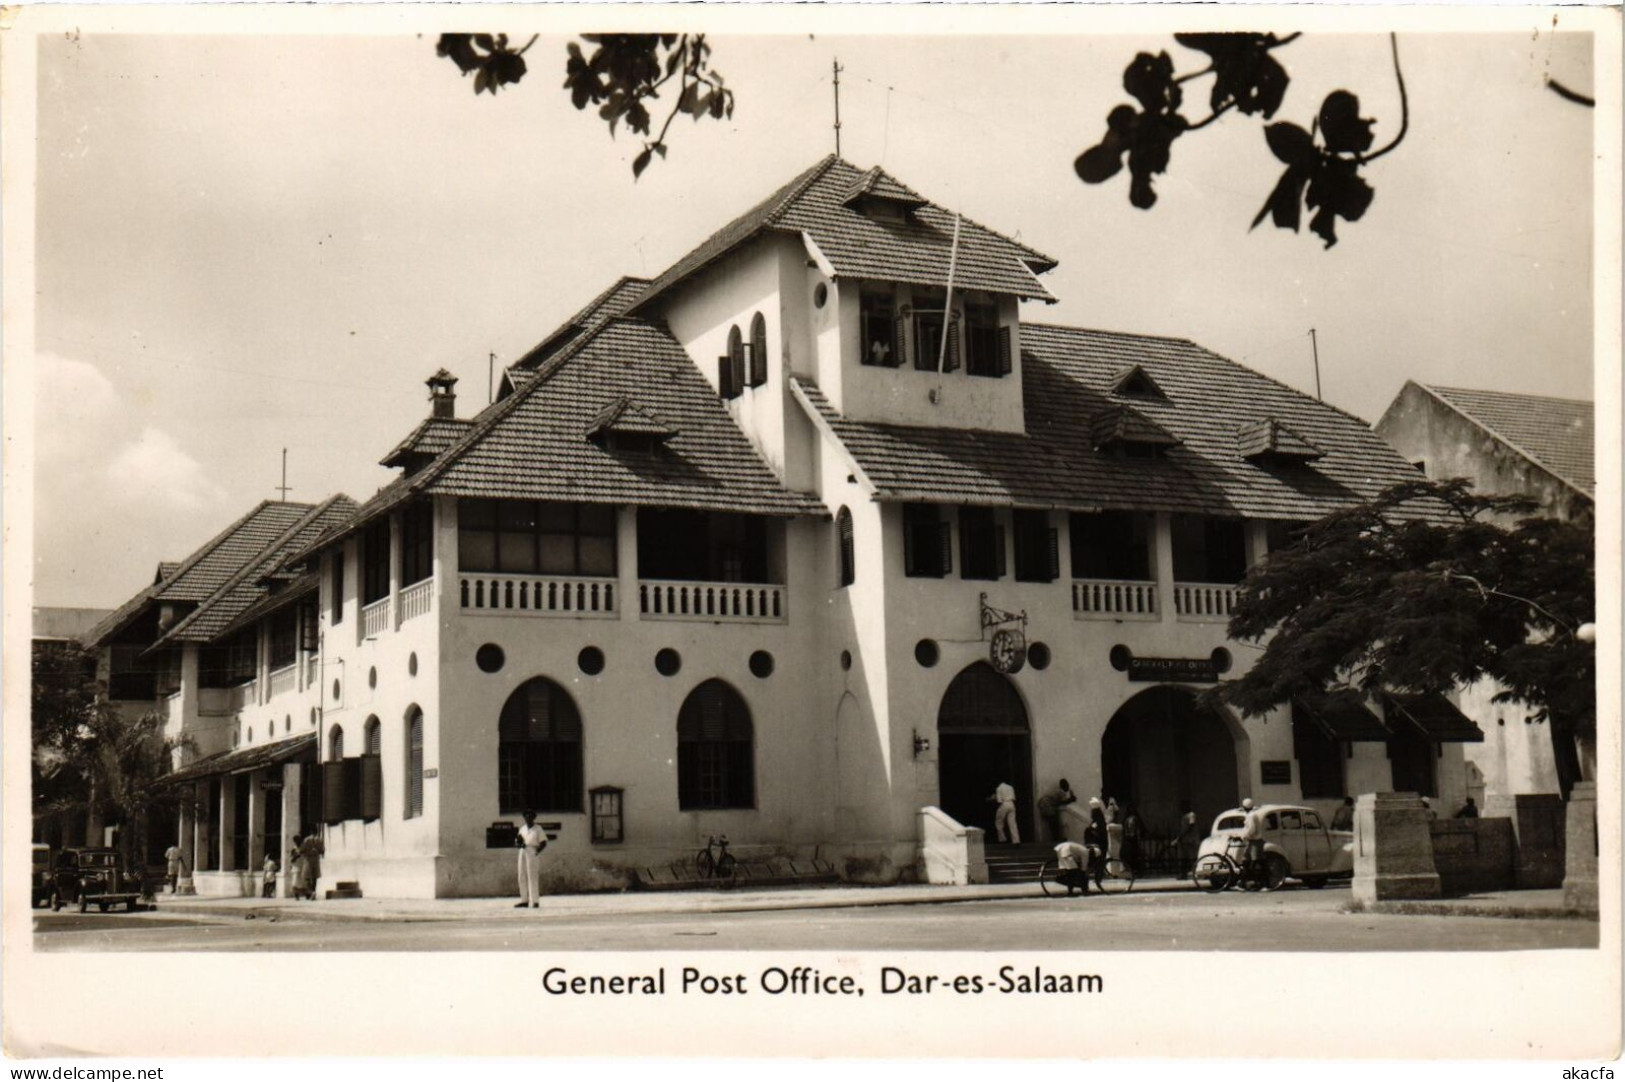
left=305, top=316, right=825, bottom=555
left=214, top=572, right=320, bottom=640
left=792, top=323, right=1436, bottom=519
left=153, top=496, right=357, bottom=646
left=1090, top=404, right=1180, bottom=449
left=586, top=397, right=675, bottom=440
left=85, top=501, right=317, bottom=647
left=632, top=156, right=1058, bottom=312
left=155, top=562, right=180, bottom=584
left=164, top=732, right=315, bottom=786
left=840, top=166, right=927, bottom=209
left=380, top=417, right=474, bottom=468
left=1238, top=418, right=1325, bottom=462
left=1423, top=384, right=1594, bottom=498
left=511, top=275, right=651, bottom=372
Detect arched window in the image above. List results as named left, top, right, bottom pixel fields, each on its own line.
left=364, top=717, right=381, bottom=757
left=405, top=706, right=424, bottom=820
left=836, top=506, right=855, bottom=588
left=720, top=325, right=744, bottom=400
left=677, top=680, right=755, bottom=810
left=328, top=724, right=344, bottom=762
left=498, top=678, right=583, bottom=813
left=361, top=716, right=383, bottom=822
left=748, top=312, right=768, bottom=388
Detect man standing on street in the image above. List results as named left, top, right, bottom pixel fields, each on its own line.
left=1240, top=798, right=1266, bottom=874
left=164, top=843, right=183, bottom=894
left=515, top=810, right=549, bottom=909
left=1331, top=796, right=1355, bottom=832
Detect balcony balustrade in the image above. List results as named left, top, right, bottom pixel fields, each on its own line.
left=639, top=580, right=787, bottom=623
left=226, top=680, right=256, bottom=713
left=1172, top=582, right=1240, bottom=622
left=267, top=663, right=297, bottom=700
left=1071, top=578, right=1158, bottom=621
left=460, top=573, right=617, bottom=617
left=361, top=597, right=391, bottom=638
left=399, top=578, right=433, bottom=624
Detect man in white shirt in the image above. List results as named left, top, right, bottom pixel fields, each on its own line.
left=989, top=781, right=1019, bottom=844
left=1239, top=798, right=1266, bottom=873
left=515, top=810, right=549, bottom=909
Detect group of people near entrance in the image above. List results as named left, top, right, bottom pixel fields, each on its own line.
left=990, top=779, right=1156, bottom=896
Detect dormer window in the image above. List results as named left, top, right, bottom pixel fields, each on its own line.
left=964, top=302, right=1010, bottom=379
left=860, top=289, right=900, bottom=368
left=586, top=397, right=675, bottom=454
left=1238, top=418, right=1324, bottom=464
left=1091, top=405, right=1181, bottom=457
left=1111, top=364, right=1169, bottom=402
left=839, top=166, right=929, bottom=220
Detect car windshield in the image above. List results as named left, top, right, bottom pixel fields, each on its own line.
left=1216, top=815, right=1246, bottom=831
left=81, top=853, right=117, bottom=867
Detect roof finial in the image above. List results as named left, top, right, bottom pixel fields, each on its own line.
left=832, top=58, right=843, bottom=158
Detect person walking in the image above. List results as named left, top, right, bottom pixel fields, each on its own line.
left=1084, top=797, right=1108, bottom=883
left=1331, top=797, right=1355, bottom=832
left=1239, top=798, right=1267, bottom=878
left=261, top=853, right=278, bottom=899
left=1036, top=779, right=1077, bottom=842
left=988, top=782, right=1019, bottom=844
left=1175, top=810, right=1200, bottom=879
left=297, top=833, right=324, bottom=901
left=164, top=843, right=183, bottom=894
left=515, top=810, right=549, bottom=909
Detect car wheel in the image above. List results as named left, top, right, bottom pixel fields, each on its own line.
left=1303, top=876, right=1328, bottom=890
left=1264, top=854, right=1290, bottom=892
left=98, top=902, right=109, bottom=913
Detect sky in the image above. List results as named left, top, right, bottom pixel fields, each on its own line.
left=31, top=20, right=1598, bottom=608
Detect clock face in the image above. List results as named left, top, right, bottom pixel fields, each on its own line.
left=990, top=629, right=1027, bottom=674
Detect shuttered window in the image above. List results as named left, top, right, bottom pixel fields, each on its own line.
left=836, top=506, right=855, bottom=588
left=400, top=501, right=434, bottom=587
left=362, top=718, right=382, bottom=820
left=361, top=517, right=391, bottom=605
left=677, top=680, right=755, bottom=810
left=749, top=312, right=768, bottom=387
left=1012, top=510, right=1060, bottom=583
left=997, top=325, right=1013, bottom=376
left=965, top=304, right=1001, bottom=377
left=913, top=303, right=946, bottom=371
left=860, top=289, right=898, bottom=367
left=405, top=707, right=424, bottom=820
left=1070, top=511, right=1154, bottom=580
left=958, top=507, right=1005, bottom=581
left=328, top=725, right=344, bottom=762
left=902, top=504, right=952, bottom=578
left=726, top=325, right=746, bottom=398
left=268, top=605, right=299, bottom=670
left=498, top=678, right=583, bottom=814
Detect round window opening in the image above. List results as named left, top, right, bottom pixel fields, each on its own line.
left=840, top=649, right=852, bottom=672
left=749, top=650, right=775, bottom=679
left=654, top=648, right=682, bottom=677
left=1029, top=642, right=1052, bottom=671
left=476, top=643, right=506, bottom=674
left=332, top=679, right=342, bottom=701
left=578, top=646, right=606, bottom=676
left=408, top=652, right=418, bottom=677
left=915, top=639, right=940, bottom=668
left=813, top=282, right=829, bottom=309
left=1210, top=647, right=1233, bottom=675
left=368, top=666, right=378, bottom=690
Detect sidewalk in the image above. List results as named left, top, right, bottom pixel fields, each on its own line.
left=149, top=877, right=1202, bottom=924
left=1354, top=888, right=1596, bottom=921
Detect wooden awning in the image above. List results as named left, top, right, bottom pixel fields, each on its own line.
left=1293, top=690, right=1390, bottom=741
left=1382, top=692, right=1485, bottom=743
left=162, top=733, right=317, bottom=786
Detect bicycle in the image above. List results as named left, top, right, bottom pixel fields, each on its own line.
left=694, top=835, right=736, bottom=881
left=1190, top=837, right=1285, bottom=893
left=1037, top=847, right=1134, bottom=897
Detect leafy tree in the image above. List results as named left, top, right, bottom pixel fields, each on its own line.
left=32, top=641, right=187, bottom=868
left=437, top=33, right=734, bottom=178
left=1215, top=478, right=1595, bottom=763
left=1076, top=32, right=1406, bottom=247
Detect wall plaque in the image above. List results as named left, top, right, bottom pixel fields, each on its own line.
left=423, top=768, right=439, bottom=779
left=1260, top=760, right=1293, bottom=785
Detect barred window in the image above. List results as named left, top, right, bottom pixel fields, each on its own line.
left=677, top=680, right=755, bottom=810
left=498, top=678, right=583, bottom=814
left=836, top=506, right=855, bottom=588
left=748, top=312, right=768, bottom=388
left=405, top=707, right=425, bottom=820
left=328, top=724, right=344, bottom=763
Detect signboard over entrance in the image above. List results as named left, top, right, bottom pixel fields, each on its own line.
left=1112, top=645, right=1233, bottom=684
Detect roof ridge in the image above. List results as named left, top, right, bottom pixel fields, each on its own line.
left=154, top=494, right=355, bottom=645
left=1412, top=382, right=1592, bottom=499
left=1426, top=383, right=1593, bottom=409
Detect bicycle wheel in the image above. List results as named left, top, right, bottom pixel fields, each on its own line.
left=1096, top=861, right=1135, bottom=895
left=715, top=853, right=736, bottom=879
left=695, top=849, right=715, bottom=880
left=1241, top=859, right=1266, bottom=892
left=1191, top=852, right=1235, bottom=893
left=1263, top=854, right=1290, bottom=892
left=1038, top=858, right=1067, bottom=897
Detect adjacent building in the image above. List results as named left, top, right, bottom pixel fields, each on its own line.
left=1376, top=381, right=1594, bottom=800
left=82, top=157, right=1488, bottom=897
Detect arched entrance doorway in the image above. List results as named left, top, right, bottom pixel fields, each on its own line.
left=937, top=663, right=1033, bottom=839
left=1100, top=685, right=1245, bottom=839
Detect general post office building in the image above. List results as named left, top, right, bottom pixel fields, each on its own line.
left=86, top=157, right=1479, bottom=897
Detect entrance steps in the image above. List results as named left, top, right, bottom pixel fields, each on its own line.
left=324, top=880, right=364, bottom=900
left=635, top=857, right=839, bottom=892
left=983, top=843, right=1053, bottom=884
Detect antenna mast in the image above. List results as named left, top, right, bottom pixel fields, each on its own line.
left=489, top=351, right=496, bottom=405
left=1309, top=328, right=1323, bottom=401
left=832, top=59, right=843, bottom=157
left=276, top=448, right=292, bottom=502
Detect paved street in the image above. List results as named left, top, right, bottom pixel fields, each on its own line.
left=32, top=885, right=1597, bottom=952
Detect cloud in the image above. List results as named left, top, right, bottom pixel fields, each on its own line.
left=107, top=426, right=228, bottom=510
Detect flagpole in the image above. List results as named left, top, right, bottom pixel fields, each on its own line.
left=936, top=213, right=962, bottom=374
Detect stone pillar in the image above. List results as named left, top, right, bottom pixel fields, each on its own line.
left=617, top=506, right=639, bottom=623
left=247, top=771, right=266, bottom=882
left=1152, top=511, right=1176, bottom=623
left=1561, top=781, right=1598, bottom=913
left=1352, top=792, right=1441, bottom=903
left=1483, top=793, right=1565, bottom=889
left=176, top=800, right=196, bottom=895
left=388, top=510, right=402, bottom=630
left=218, top=777, right=234, bottom=872
left=280, top=762, right=303, bottom=899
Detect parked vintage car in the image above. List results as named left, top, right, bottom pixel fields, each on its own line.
left=32, top=844, right=52, bottom=907
left=49, top=847, right=143, bottom=913
left=1196, top=804, right=1354, bottom=889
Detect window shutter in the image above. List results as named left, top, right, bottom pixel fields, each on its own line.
left=938, top=521, right=953, bottom=576
left=1046, top=527, right=1060, bottom=581
left=750, top=332, right=768, bottom=387
left=342, top=758, right=365, bottom=821
left=893, top=315, right=909, bottom=368
left=837, top=508, right=855, bottom=587
left=322, top=762, right=346, bottom=825
left=717, top=355, right=734, bottom=399
left=997, top=326, right=1013, bottom=376
left=903, top=518, right=919, bottom=577
left=943, top=321, right=962, bottom=372
left=731, top=348, right=746, bottom=398
left=994, top=524, right=1007, bottom=578
left=361, top=754, right=383, bottom=820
